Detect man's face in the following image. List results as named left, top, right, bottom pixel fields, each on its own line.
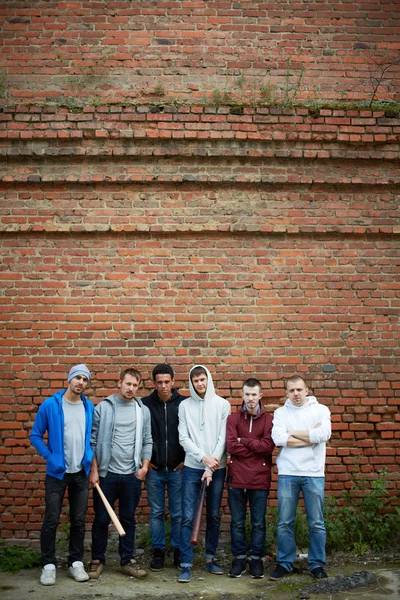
left=242, top=385, right=262, bottom=414
left=286, top=379, right=308, bottom=407
left=154, top=373, right=174, bottom=402
left=68, top=375, right=89, bottom=396
left=118, top=374, right=140, bottom=401
left=191, top=373, right=208, bottom=398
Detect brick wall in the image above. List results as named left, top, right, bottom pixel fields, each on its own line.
left=0, top=1, right=399, bottom=542
left=0, top=1, right=399, bottom=105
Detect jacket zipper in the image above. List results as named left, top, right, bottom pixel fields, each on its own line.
left=165, top=403, right=168, bottom=472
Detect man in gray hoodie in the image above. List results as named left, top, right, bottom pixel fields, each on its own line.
left=88, top=368, right=152, bottom=580
left=177, top=365, right=231, bottom=583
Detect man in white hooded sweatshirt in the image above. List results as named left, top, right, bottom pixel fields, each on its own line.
left=177, top=365, right=231, bottom=583
left=270, top=375, right=331, bottom=581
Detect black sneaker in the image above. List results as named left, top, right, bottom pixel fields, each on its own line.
left=249, top=558, right=264, bottom=579
left=150, top=549, right=164, bottom=572
left=229, top=558, right=247, bottom=578
left=269, top=564, right=293, bottom=580
left=173, top=547, right=181, bottom=569
left=311, top=567, right=328, bottom=579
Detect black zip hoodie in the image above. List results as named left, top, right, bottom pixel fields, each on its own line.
left=142, top=388, right=187, bottom=470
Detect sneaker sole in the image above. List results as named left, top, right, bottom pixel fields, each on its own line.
left=269, top=571, right=293, bottom=581
left=251, top=574, right=264, bottom=579
left=229, top=570, right=246, bottom=578
left=150, top=567, right=164, bottom=572
left=205, top=568, right=224, bottom=575
left=69, top=573, right=89, bottom=582
left=40, top=580, right=55, bottom=586
left=178, top=578, right=191, bottom=583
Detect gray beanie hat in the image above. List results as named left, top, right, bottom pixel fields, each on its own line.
left=68, top=364, right=91, bottom=383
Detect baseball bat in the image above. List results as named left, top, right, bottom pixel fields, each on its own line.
left=190, top=479, right=206, bottom=545
left=95, top=483, right=126, bottom=537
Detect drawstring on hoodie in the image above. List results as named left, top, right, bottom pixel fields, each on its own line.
left=200, top=399, right=205, bottom=430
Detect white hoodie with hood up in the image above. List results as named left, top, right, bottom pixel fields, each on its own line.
left=178, top=365, right=231, bottom=472
left=272, top=396, right=331, bottom=478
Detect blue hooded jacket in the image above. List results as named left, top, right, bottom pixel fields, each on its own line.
left=30, top=389, right=94, bottom=480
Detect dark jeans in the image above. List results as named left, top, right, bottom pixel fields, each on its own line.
left=228, top=487, right=269, bottom=558
left=40, top=470, right=89, bottom=567
left=91, top=472, right=142, bottom=565
left=179, top=466, right=226, bottom=567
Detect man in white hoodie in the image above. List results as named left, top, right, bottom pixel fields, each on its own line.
left=270, top=375, right=331, bottom=581
left=177, top=365, right=231, bottom=583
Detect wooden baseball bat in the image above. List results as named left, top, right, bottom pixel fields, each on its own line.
left=95, top=483, right=126, bottom=537
left=190, top=479, right=206, bottom=545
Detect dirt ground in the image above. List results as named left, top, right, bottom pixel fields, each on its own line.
left=0, top=551, right=399, bottom=600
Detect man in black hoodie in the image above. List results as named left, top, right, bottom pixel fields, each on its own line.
left=142, top=364, right=187, bottom=571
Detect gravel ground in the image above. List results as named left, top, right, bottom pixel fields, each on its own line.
left=0, top=549, right=399, bottom=600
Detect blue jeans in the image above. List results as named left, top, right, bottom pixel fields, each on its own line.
left=179, top=466, right=226, bottom=567
left=41, top=470, right=89, bottom=567
left=228, top=487, right=269, bottom=558
left=277, top=475, right=326, bottom=572
left=146, top=468, right=182, bottom=550
left=91, top=472, right=142, bottom=565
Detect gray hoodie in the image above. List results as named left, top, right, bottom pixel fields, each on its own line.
left=91, top=393, right=152, bottom=478
left=178, top=365, right=231, bottom=472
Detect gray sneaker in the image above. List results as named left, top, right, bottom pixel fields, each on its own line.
left=40, top=564, right=56, bottom=586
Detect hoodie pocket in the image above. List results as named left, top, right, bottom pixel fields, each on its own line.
left=47, top=453, right=64, bottom=474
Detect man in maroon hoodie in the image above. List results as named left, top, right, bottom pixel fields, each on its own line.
left=226, top=378, right=274, bottom=579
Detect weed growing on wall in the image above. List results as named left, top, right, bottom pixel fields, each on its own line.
left=264, top=470, right=399, bottom=557
left=0, top=540, right=41, bottom=573
left=368, top=54, right=400, bottom=108
left=324, top=469, right=399, bottom=553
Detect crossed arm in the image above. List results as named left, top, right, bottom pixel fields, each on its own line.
left=286, top=426, right=320, bottom=447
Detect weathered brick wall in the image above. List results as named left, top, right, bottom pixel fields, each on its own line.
left=0, top=1, right=399, bottom=542
left=1, top=104, right=399, bottom=541
left=0, top=0, right=399, bottom=105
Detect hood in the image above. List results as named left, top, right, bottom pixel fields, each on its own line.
left=189, top=365, right=216, bottom=402
left=104, top=393, right=143, bottom=407
left=53, top=389, right=89, bottom=407
left=145, top=388, right=182, bottom=403
left=52, top=389, right=66, bottom=404
left=189, top=365, right=217, bottom=431
left=241, top=402, right=264, bottom=417
left=284, top=395, right=318, bottom=410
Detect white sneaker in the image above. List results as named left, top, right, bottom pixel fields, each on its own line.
left=40, top=564, right=56, bottom=586
left=68, top=560, right=89, bottom=582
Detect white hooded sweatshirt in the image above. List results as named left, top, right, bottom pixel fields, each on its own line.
left=272, top=396, right=331, bottom=478
left=178, top=365, right=231, bottom=472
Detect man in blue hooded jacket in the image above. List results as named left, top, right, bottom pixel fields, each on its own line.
left=30, top=364, right=94, bottom=586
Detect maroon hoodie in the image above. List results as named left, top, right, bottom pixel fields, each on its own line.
left=227, top=406, right=274, bottom=490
